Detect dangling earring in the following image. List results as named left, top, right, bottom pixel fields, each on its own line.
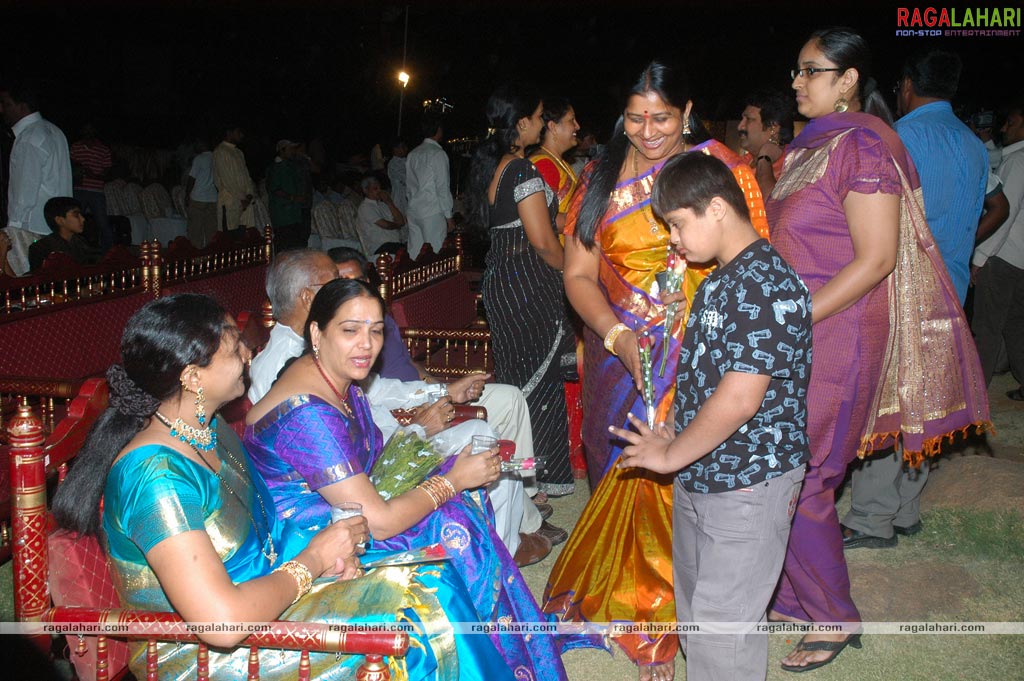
left=834, top=95, right=849, bottom=113
left=313, top=344, right=320, bottom=361
left=682, top=116, right=691, bottom=137
left=194, top=386, right=207, bottom=426
left=163, top=373, right=216, bottom=451
left=769, top=129, right=781, bottom=146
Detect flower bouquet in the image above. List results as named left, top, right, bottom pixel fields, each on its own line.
left=369, top=426, right=447, bottom=500
left=654, top=250, right=686, bottom=377
left=637, top=329, right=657, bottom=429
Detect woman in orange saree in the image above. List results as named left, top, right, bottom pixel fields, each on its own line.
left=544, top=62, right=768, bottom=681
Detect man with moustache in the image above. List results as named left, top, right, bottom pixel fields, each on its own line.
left=737, top=89, right=795, bottom=196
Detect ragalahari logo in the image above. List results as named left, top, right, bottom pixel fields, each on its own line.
left=896, top=6, right=1021, bottom=37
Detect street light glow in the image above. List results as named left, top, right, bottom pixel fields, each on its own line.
left=398, top=71, right=410, bottom=86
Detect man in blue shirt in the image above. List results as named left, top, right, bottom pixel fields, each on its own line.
left=842, top=50, right=989, bottom=549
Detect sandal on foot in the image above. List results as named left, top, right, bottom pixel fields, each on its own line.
left=780, top=634, right=862, bottom=673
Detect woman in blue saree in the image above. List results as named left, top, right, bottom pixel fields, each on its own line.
left=53, top=293, right=509, bottom=681
left=245, top=279, right=568, bottom=681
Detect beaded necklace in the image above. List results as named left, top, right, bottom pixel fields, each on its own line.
left=155, top=408, right=217, bottom=451
left=313, top=356, right=354, bottom=417
left=153, top=412, right=277, bottom=566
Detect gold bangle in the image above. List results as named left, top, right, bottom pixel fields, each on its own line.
left=417, top=476, right=456, bottom=510
left=274, top=560, right=313, bottom=604
left=417, top=483, right=441, bottom=510
left=603, top=323, right=630, bottom=356
left=436, top=475, right=457, bottom=498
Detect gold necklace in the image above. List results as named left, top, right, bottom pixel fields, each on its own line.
left=632, top=147, right=664, bottom=235
left=198, top=443, right=278, bottom=567
left=154, top=412, right=278, bottom=566
left=539, top=145, right=576, bottom=179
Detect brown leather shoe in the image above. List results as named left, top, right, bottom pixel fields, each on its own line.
left=535, top=520, right=568, bottom=546
left=513, top=532, right=552, bottom=568
left=534, top=501, right=554, bottom=520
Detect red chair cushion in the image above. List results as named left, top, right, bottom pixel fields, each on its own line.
left=48, top=529, right=130, bottom=680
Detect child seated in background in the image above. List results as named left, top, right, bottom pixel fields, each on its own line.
left=28, top=196, right=102, bottom=272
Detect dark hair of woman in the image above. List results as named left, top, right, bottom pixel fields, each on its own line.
left=303, top=278, right=385, bottom=351
left=810, top=27, right=893, bottom=126
left=466, top=82, right=543, bottom=230
left=574, top=61, right=709, bottom=248
left=538, top=96, right=573, bottom=143
left=53, top=294, right=229, bottom=536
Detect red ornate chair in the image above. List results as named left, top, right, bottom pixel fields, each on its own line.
left=9, top=379, right=407, bottom=680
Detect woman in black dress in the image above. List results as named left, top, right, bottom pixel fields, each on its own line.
left=469, top=83, right=575, bottom=497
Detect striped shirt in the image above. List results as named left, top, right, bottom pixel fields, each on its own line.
left=70, top=140, right=112, bottom=192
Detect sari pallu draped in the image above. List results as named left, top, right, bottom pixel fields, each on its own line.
left=529, top=149, right=580, bottom=215
left=103, top=421, right=504, bottom=681
left=544, top=140, right=769, bottom=667
left=245, top=390, right=567, bottom=681
left=782, top=113, right=990, bottom=465
left=767, top=112, right=990, bottom=626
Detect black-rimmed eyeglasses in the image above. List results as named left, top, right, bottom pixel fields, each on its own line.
left=791, top=67, right=843, bottom=79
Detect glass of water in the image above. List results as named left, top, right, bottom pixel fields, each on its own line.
left=470, top=435, right=498, bottom=455
left=330, top=502, right=366, bottom=549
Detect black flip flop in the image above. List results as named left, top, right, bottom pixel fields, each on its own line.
left=781, top=634, right=862, bottom=673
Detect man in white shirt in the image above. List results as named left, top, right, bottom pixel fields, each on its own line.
left=405, top=115, right=454, bottom=260
left=248, top=250, right=552, bottom=563
left=1, top=86, right=72, bottom=275
left=972, top=99, right=1024, bottom=398
left=357, top=176, right=405, bottom=257
left=186, top=141, right=219, bottom=248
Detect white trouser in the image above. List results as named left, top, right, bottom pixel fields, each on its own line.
left=476, top=383, right=542, bottom=534
left=405, top=211, right=446, bottom=259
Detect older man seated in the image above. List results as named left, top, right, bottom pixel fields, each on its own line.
left=250, top=249, right=562, bottom=566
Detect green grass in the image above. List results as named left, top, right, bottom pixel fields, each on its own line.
left=915, top=508, right=1024, bottom=562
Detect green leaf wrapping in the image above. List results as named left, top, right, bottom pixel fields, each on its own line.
left=368, top=427, right=447, bottom=500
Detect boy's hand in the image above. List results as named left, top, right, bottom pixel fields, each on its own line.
left=611, top=412, right=677, bottom=474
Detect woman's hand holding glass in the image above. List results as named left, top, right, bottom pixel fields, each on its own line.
left=446, top=442, right=502, bottom=492
left=303, top=514, right=369, bottom=581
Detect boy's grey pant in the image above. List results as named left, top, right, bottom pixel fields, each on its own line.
left=673, top=465, right=805, bottom=681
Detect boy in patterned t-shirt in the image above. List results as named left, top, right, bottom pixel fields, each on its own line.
left=613, top=152, right=812, bottom=681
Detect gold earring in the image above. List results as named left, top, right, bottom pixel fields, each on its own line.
left=313, top=344, right=320, bottom=361
left=682, top=118, right=691, bottom=136
left=194, top=385, right=207, bottom=426
left=834, top=96, right=849, bottom=113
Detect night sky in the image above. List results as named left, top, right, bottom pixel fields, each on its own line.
left=4, top=0, right=1021, bottom=167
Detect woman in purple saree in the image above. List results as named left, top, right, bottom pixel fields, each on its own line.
left=766, top=28, right=989, bottom=672
left=244, top=278, right=567, bottom=681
